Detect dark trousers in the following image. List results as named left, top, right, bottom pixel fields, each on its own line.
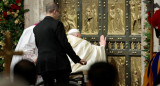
left=41, top=70, right=70, bottom=86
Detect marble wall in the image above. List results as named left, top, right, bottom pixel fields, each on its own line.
left=24, top=0, right=53, bottom=28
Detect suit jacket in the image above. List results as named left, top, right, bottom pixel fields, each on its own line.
left=33, top=16, right=81, bottom=74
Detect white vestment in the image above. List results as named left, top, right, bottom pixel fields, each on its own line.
left=10, top=25, right=38, bottom=71
left=67, top=35, right=106, bottom=73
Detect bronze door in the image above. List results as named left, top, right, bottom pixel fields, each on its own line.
left=58, top=0, right=141, bottom=86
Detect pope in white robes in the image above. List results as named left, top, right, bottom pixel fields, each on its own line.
left=67, top=29, right=106, bottom=73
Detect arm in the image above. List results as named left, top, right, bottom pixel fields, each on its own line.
left=56, top=22, right=86, bottom=64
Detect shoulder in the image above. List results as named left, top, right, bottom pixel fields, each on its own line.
left=56, top=21, right=64, bottom=30
left=56, top=21, right=63, bottom=26
left=27, top=25, right=35, bottom=30
left=44, top=16, right=60, bottom=24
left=47, top=19, right=63, bottom=28
left=24, top=25, right=35, bottom=32
left=68, top=35, right=85, bottom=43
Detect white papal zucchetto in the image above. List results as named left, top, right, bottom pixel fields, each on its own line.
left=67, top=29, right=80, bottom=35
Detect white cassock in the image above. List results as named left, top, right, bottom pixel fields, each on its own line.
left=67, top=35, right=106, bottom=73
left=10, top=25, right=38, bottom=71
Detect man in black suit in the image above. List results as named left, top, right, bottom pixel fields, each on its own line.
left=33, top=2, right=87, bottom=86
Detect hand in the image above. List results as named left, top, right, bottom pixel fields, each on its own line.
left=99, top=35, right=106, bottom=46
left=79, top=59, right=87, bottom=65
left=33, top=58, right=37, bottom=63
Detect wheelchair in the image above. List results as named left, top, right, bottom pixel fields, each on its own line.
left=69, top=71, right=85, bottom=86
left=36, top=71, right=85, bottom=86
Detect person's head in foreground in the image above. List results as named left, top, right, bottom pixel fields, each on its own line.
left=87, top=62, right=118, bottom=86
left=13, top=59, right=37, bottom=85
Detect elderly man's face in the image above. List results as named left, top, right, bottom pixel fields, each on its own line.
left=73, top=32, right=81, bottom=38
left=77, top=32, right=81, bottom=38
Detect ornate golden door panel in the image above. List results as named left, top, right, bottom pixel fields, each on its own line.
left=57, top=0, right=141, bottom=86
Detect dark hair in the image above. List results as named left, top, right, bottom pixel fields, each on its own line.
left=46, top=2, right=59, bottom=13
left=88, top=62, right=118, bottom=86
left=13, top=59, right=37, bottom=85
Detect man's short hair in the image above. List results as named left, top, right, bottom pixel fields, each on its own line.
left=13, top=59, right=37, bottom=85
left=88, top=62, right=118, bottom=86
left=46, top=2, right=59, bottom=13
